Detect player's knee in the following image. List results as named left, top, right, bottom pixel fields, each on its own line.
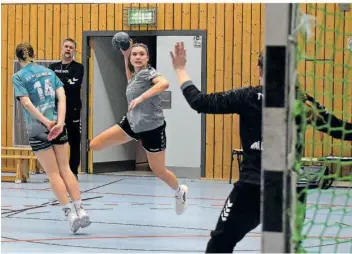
left=58, top=166, right=72, bottom=177
left=45, top=168, right=61, bottom=179
left=89, top=138, right=100, bottom=151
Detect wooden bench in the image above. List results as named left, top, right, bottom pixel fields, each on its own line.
left=1, top=146, right=41, bottom=174
left=1, top=146, right=42, bottom=183
left=1, top=154, right=37, bottom=183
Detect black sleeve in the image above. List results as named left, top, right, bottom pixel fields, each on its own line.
left=180, top=80, right=248, bottom=114
left=308, top=96, right=352, bottom=141
left=48, top=63, right=54, bottom=71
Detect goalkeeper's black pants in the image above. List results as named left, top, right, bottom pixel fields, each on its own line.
left=205, top=180, right=307, bottom=253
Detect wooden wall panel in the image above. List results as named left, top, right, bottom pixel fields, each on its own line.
left=98, top=4, right=106, bottom=31
left=205, top=4, right=216, bottom=179
left=6, top=5, right=15, bottom=167
left=106, top=3, right=114, bottom=31
left=75, top=4, right=83, bottom=62
left=53, top=5, right=61, bottom=60
left=173, top=4, right=182, bottom=30
left=68, top=4, right=76, bottom=38
left=214, top=3, right=225, bottom=179
left=223, top=3, right=234, bottom=180
left=231, top=4, right=243, bottom=181
left=190, top=3, right=199, bottom=30
left=251, top=5, right=260, bottom=85
left=2, top=3, right=350, bottom=180
left=90, top=4, right=98, bottom=31
left=83, top=4, right=91, bottom=31
left=164, top=4, right=173, bottom=30
left=37, top=5, right=45, bottom=60
left=60, top=5, right=68, bottom=43
left=45, top=5, right=53, bottom=60
left=1, top=5, right=8, bottom=167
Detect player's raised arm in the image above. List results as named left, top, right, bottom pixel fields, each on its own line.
left=170, top=42, right=248, bottom=115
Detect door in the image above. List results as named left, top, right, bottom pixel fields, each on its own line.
left=156, top=35, right=204, bottom=175
left=92, top=37, right=136, bottom=171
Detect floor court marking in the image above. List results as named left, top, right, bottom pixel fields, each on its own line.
left=4, top=215, right=221, bottom=232
left=2, top=186, right=352, bottom=208
left=1, top=178, right=125, bottom=217
left=2, top=233, right=350, bottom=244
left=1, top=236, right=226, bottom=253
left=4, top=215, right=351, bottom=241
left=1, top=234, right=213, bottom=243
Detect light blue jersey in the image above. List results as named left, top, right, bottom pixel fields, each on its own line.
left=12, top=62, right=64, bottom=137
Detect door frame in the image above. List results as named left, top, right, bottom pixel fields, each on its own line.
left=81, top=30, right=207, bottom=177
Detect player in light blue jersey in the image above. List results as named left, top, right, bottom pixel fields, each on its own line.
left=12, top=42, right=91, bottom=233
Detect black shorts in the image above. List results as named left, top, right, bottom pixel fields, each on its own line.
left=117, top=116, right=166, bottom=153
left=28, top=126, right=69, bottom=153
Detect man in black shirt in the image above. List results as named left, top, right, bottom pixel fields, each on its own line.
left=170, top=42, right=352, bottom=253
left=49, top=38, right=84, bottom=179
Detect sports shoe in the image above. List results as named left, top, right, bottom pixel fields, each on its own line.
left=76, top=207, right=91, bottom=228
left=63, top=208, right=80, bottom=233
left=175, top=185, right=188, bottom=215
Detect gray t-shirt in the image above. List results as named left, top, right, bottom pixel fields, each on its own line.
left=126, top=66, right=165, bottom=133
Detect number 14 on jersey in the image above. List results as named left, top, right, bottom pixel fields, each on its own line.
left=34, top=79, right=55, bottom=101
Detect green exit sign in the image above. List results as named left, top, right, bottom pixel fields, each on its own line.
left=128, top=9, right=156, bottom=25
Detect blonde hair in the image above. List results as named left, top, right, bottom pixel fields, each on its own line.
left=15, top=42, right=35, bottom=62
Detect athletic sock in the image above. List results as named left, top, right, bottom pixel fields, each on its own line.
left=72, top=199, right=82, bottom=211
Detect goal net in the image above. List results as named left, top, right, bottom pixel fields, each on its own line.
left=292, top=3, right=351, bottom=253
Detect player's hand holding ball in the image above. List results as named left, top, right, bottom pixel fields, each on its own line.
left=112, top=31, right=133, bottom=57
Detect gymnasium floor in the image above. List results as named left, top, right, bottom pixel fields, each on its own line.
left=1, top=172, right=351, bottom=253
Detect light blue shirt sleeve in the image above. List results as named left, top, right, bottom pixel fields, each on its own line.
left=12, top=74, right=28, bottom=99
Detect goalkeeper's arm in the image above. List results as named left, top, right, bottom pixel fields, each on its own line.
left=305, top=94, right=352, bottom=141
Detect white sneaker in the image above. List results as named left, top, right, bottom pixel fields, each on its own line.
left=77, top=208, right=91, bottom=228
left=64, top=209, right=81, bottom=233
left=175, top=185, right=188, bottom=215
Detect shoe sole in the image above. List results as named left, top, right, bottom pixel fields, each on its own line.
left=176, top=186, right=188, bottom=215
left=176, top=201, right=187, bottom=215
left=71, top=217, right=81, bottom=234
left=80, top=215, right=92, bottom=228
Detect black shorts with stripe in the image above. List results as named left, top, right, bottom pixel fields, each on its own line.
left=117, top=116, right=166, bottom=153
left=29, top=126, right=69, bottom=153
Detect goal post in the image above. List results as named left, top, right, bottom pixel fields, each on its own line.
left=261, top=3, right=297, bottom=253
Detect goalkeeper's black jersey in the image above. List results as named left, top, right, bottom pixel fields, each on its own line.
left=180, top=81, right=352, bottom=185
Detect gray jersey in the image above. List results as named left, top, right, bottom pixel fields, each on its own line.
left=126, top=66, right=165, bottom=133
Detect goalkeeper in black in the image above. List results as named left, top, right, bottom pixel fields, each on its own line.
left=169, top=42, right=352, bottom=253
